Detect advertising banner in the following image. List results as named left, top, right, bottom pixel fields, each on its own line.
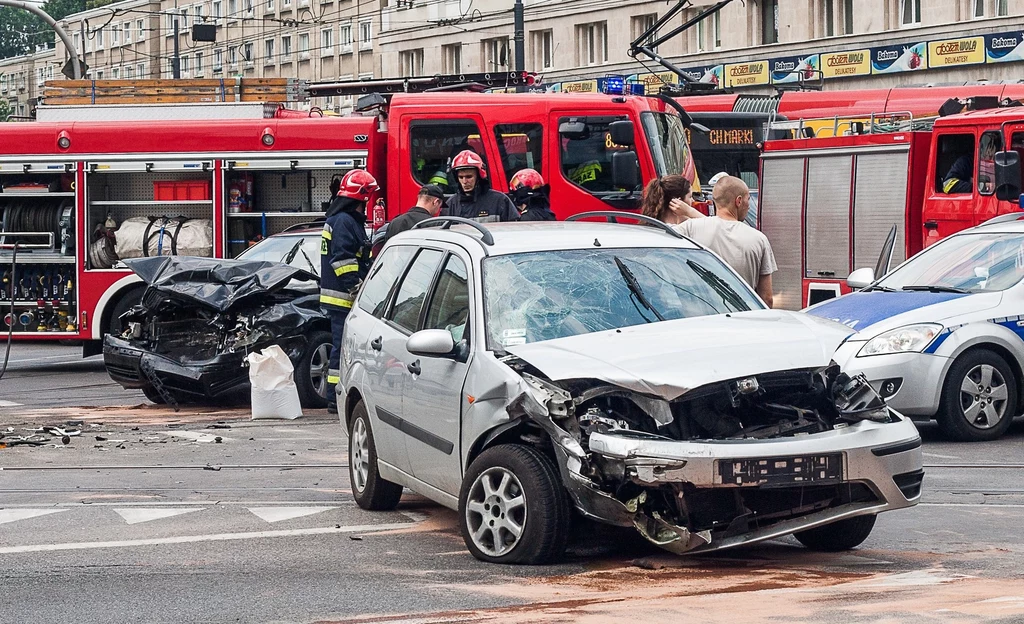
left=928, top=36, right=985, bottom=67
left=558, top=80, right=598, bottom=93
left=677, top=65, right=725, bottom=88
left=725, top=61, right=770, bottom=87
left=770, top=54, right=820, bottom=84
left=871, top=42, right=927, bottom=74
left=986, top=31, right=1024, bottom=63
left=820, top=50, right=871, bottom=78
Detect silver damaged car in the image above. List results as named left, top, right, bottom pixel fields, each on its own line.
left=340, top=216, right=924, bottom=564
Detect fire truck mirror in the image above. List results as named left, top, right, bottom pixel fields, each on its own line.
left=608, top=120, right=635, bottom=147
left=994, top=151, right=1022, bottom=203
left=847, top=267, right=875, bottom=291
left=611, top=151, right=640, bottom=192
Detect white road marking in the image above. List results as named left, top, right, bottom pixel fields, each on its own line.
left=842, top=569, right=973, bottom=588
left=0, top=400, right=23, bottom=407
left=247, top=506, right=335, bottom=523
left=923, top=452, right=962, bottom=460
left=0, top=521, right=417, bottom=554
left=114, top=507, right=203, bottom=525
left=0, top=508, right=67, bottom=525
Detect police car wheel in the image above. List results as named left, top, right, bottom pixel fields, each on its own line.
left=937, top=349, right=1017, bottom=442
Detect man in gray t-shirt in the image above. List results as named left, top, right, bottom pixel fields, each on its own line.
left=673, top=176, right=777, bottom=307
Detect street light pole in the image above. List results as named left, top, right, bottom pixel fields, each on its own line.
left=172, top=18, right=181, bottom=78
left=513, top=0, right=525, bottom=91
left=0, top=0, right=82, bottom=79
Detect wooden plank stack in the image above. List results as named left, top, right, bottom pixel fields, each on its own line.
left=42, top=78, right=308, bottom=105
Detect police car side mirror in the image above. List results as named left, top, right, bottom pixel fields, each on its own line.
left=611, top=151, right=640, bottom=191
left=847, top=267, right=875, bottom=290
left=609, top=120, right=635, bottom=147
left=995, top=150, right=1022, bottom=202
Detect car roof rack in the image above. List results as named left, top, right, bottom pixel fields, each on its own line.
left=978, top=212, right=1024, bottom=227
left=307, top=72, right=538, bottom=99
left=413, top=216, right=495, bottom=246
left=565, top=211, right=694, bottom=242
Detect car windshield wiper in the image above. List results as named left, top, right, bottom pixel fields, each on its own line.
left=901, top=285, right=968, bottom=294
left=862, top=284, right=897, bottom=292
left=614, top=256, right=665, bottom=322
left=298, top=246, right=319, bottom=277
left=686, top=260, right=749, bottom=311
left=282, top=238, right=304, bottom=265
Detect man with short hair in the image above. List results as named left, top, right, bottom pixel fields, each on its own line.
left=385, top=184, right=445, bottom=243
left=673, top=175, right=777, bottom=307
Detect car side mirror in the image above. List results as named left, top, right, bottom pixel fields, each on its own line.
left=406, top=329, right=455, bottom=358
left=611, top=151, right=640, bottom=190
left=608, top=120, right=635, bottom=147
left=995, top=150, right=1022, bottom=202
left=847, top=267, right=875, bottom=290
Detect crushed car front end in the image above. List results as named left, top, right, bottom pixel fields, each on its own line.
left=496, top=312, right=923, bottom=555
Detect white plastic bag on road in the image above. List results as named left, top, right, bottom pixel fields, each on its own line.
left=246, top=345, right=303, bottom=420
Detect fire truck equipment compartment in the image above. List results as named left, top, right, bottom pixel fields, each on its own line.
left=153, top=181, right=212, bottom=201
left=115, top=216, right=214, bottom=259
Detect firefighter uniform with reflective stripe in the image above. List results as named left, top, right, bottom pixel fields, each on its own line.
left=320, top=196, right=369, bottom=407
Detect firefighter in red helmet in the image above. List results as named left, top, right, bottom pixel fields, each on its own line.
left=320, top=168, right=377, bottom=414
left=441, top=150, right=519, bottom=222
left=508, top=168, right=556, bottom=221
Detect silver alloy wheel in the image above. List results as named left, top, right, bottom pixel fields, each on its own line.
left=309, top=343, right=331, bottom=399
left=350, top=417, right=369, bottom=493
left=959, top=363, right=1009, bottom=429
left=465, top=467, right=527, bottom=557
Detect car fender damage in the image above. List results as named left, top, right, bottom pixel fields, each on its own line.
left=501, top=351, right=923, bottom=555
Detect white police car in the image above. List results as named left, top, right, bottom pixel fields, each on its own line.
left=807, top=215, right=1024, bottom=441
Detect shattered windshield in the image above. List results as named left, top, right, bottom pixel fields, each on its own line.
left=877, top=232, right=1024, bottom=293
left=237, top=234, right=320, bottom=277
left=482, top=247, right=762, bottom=350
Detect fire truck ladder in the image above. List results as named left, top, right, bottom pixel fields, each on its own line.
left=306, top=72, right=538, bottom=99
left=766, top=110, right=928, bottom=138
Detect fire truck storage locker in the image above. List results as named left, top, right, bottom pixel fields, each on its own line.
left=760, top=138, right=918, bottom=310
left=0, top=160, right=78, bottom=335
left=84, top=159, right=217, bottom=271
left=222, top=154, right=366, bottom=257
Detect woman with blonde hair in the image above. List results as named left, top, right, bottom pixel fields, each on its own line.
left=640, top=175, right=702, bottom=224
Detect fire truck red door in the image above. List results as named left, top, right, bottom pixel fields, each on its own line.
left=924, top=131, right=976, bottom=244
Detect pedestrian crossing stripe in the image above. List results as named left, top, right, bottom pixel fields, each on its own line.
left=114, top=508, right=204, bottom=525
left=0, top=509, right=67, bottom=525
left=247, top=507, right=336, bottom=523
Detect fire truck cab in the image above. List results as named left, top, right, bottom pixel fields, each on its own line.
left=0, top=89, right=696, bottom=355
left=759, top=105, right=1024, bottom=311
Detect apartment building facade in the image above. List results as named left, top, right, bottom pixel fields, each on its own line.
left=0, top=49, right=59, bottom=119
left=379, top=0, right=1024, bottom=92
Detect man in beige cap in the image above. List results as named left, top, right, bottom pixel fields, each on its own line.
left=673, top=175, right=776, bottom=308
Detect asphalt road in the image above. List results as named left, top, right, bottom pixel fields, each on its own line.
left=2, top=345, right=1024, bottom=623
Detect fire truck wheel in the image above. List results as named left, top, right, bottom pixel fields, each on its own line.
left=294, top=330, right=333, bottom=409
left=107, top=287, right=144, bottom=339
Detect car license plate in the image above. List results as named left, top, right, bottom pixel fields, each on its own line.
left=718, top=453, right=843, bottom=486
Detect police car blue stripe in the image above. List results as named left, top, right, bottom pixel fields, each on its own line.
left=806, top=291, right=969, bottom=330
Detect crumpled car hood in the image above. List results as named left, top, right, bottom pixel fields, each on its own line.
left=125, top=256, right=317, bottom=313
left=506, top=309, right=855, bottom=401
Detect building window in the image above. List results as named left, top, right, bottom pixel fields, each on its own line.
left=824, top=0, right=835, bottom=36
left=998, top=0, right=1008, bottom=15
left=95, top=26, right=104, bottom=48
left=125, top=65, right=134, bottom=78
left=714, top=9, right=722, bottom=48
left=112, top=24, right=120, bottom=46
left=180, top=8, right=189, bottom=28
left=281, top=35, right=292, bottom=60
left=399, top=48, right=423, bottom=76
left=137, top=62, right=146, bottom=76
left=137, top=19, right=145, bottom=40
left=529, top=30, right=551, bottom=71
left=264, top=38, right=275, bottom=64
left=901, top=0, right=921, bottom=25
left=96, top=69, right=104, bottom=79
left=843, top=0, right=853, bottom=33
left=214, top=48, right=223, bottom=70
left=442, top=43, right=462, bottom=74
left=483, top=37, right=510, bottom=69
left=229, top=46, right=238, bottom=64
left=212, top=1, right=222, bottom=19
left=339, top=23, right=353, bottom=52
left=123, top=22, right=131, bottom=44
left=973, top=0, right=985, bottom=17
left=358, top=20, right=372, bottom=49
left=228, top=0, right=237, bottom=17
left=696, top=9, right=721, bottom=51
left=320, top=28, right=332, bottom=52
left=196, top=51, right=203, bottom=73
left=112, top=67, right=120, bottom=79
left=72, top=32, right=80, bottom=54
left=631, top=14, right=657, bottom=50
left=284, top=0, right=291, bottom=6
left=243, top=42, right=253, bottom=63
left=267, top=0, right=274, bottom=10
left=762, top=0, right=778, bottom=44
left=576, top=22, right=607, bottom=66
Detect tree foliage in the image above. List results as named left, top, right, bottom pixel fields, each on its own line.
left=0, top=0, right=86, bottom=60
left=0, top=97, right=13, bottom=122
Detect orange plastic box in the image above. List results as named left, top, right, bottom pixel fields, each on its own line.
left=153, top=181, right=211, bottom=201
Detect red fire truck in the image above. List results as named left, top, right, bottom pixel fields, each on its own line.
left=758, top=104, right=1024, bottom=311
left=0, top=76, right=695, bottom=355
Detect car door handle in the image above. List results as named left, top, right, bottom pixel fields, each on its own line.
left=407, top=359, right=421, bottom=375
left=370, top=336, right=382, bottom=351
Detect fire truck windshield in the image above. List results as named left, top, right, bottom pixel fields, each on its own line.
left=640, top=112, right=691, bottom=180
